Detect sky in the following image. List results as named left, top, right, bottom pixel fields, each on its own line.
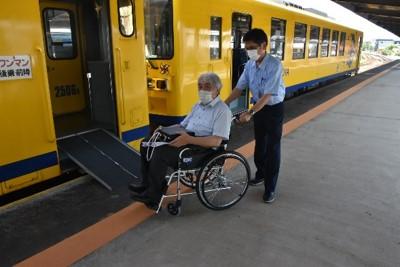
left=283, top=0, right=400, bottom=41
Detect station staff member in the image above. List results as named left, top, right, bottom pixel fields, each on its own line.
left=225, top=28, right=285, bottom=203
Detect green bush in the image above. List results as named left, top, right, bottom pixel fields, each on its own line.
left=380, top=45, right=400, bottom=56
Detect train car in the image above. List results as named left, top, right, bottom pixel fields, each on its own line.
left=0, top=0, right=363, bottom=197
left=0, top=0, right=149, bottom=195
left=145, top=0, right=363, bottom=125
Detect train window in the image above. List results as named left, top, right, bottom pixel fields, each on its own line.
left=231, top=13, right=252, bottom=50
left=210, top=17, right=222, bottom=60
left=270, top=18, right=286, bottom=60
left=144, top=0, right=173, bottom=59
left=292, top=22, right=307, bottom=60
left=339, top=32, right=346, bottom=56
left=351, top=33, right=356, bottom=52
left=321, top=28, right=331, bottom=57
left=43, top=9, right=76, bottom=59
left=118, top=0, right=136, bottom=37
left=330, top=31, right=339, bottom=56
left=308, top=25, right=320, bottom=58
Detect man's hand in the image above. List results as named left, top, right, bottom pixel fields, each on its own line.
left=169, top=132, right=192, bottom=148
left=238, top=111, right=252, bottom=123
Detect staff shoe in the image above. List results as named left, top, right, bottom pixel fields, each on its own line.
left=249, top=177, right=264, bottom=186
left=263, top=192, right=276, bottom=203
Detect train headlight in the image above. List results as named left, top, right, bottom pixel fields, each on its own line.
left=147, top=78, right=155, bottom=89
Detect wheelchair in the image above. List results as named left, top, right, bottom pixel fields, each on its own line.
left=156, top=144, right=251, bottom=215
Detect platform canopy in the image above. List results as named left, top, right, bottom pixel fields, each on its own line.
left=332, top=0, right=400, bottom=36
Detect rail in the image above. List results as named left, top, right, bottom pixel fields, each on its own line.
left=116, top=48, right=126, bottom=125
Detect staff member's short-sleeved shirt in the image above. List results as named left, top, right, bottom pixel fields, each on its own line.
left=180, top=96, right=232, bottom=140
left=236, top=54, right=285, bottom=105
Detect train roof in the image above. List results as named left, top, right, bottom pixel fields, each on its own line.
left=250, top=0, right=363, bottom=34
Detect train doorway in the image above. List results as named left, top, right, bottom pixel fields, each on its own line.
left=40, top=0, right=118, bottom=137
left=39, top=0, right=143, bottom=189
left=230, top=12, right=251, bottom=114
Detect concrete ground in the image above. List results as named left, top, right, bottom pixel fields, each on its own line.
left=1, top=62, right=399, bottom=266
left=75, top=66, right=400, bottom=267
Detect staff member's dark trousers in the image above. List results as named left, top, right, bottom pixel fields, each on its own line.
left=253, top=102, right=284, bottom=195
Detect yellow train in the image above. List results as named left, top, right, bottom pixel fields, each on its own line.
left=0, top=0, right=362, bottom=196
left=146, top=0, right=363, bottom=124
left=0, top=0, right=150, bottom=195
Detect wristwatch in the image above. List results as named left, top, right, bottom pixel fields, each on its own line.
left=248, top=109, right=255, bottom=116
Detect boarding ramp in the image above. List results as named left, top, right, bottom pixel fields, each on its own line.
left=58, top=129, right=141, bottom=190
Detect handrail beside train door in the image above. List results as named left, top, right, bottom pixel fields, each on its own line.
left=35, top=47, right=56, bottom=143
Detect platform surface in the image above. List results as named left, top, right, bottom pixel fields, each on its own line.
left=74, top=65, right=400, bottom=266
left=1, top=62, right=399, bottom=266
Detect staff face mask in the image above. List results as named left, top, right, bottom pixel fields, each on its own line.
left=199, top=90, right=213, bottom=105
left=247, top=49, right=261, bottom=61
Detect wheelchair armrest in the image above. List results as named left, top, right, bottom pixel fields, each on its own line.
left=178, top=145, right=209, bottom=159
left=178, top=147, right=194, bottom=160
left=212, top=140, right=228, bottom=151
left=178, top=142, right=228, bottom=160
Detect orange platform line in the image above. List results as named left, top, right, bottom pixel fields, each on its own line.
left=16, top=63, right=399, bottom=267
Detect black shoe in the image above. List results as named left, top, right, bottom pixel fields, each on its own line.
left=145, top=201, right=160, bottom=211
left=263, top=192, right=276, bottom=203
left=249, top=177, right=264, bottom=186
left=130, top=191, right=151, bottom=203
left=129, top=183, right=146, bottom=193
left=131, top=192, right=160, bottom=210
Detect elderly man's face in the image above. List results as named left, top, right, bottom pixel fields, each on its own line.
left=198, top=81, right=218, bottom=99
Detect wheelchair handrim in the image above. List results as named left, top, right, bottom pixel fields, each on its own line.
left=196, top=152, right=250, bottom=210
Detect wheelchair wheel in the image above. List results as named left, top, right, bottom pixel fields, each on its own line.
left=180, top=172, right=196, bottom=189
left=167, top=202, right=181, bottom=216
left=196, top=151, right=250, bottom=210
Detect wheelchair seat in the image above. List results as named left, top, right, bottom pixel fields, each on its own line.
left=177, top=144, right=226, bottom=170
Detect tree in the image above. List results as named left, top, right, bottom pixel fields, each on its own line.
left=380, top=45, right=400, bottom=56
left=362, top=41, right=374, bottom=51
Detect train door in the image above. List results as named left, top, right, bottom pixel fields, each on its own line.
left=109, top=0, right=149, bottom=147
left=356, top=34, right=363, bottom=73
left=40, top=0, right=118, bottom=137
left=40, top=1, right=86, bottom=117
left=38, top=0, right=147, bottom=189
left=230, top=12, right=252, bottom=114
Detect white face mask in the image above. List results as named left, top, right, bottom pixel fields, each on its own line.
left=247, top=49, right=261, bottom=61
left=199, top=90, right=213, bottom=105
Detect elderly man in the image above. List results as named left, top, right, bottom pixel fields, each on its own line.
left=129, top=73, right=232, bottom=210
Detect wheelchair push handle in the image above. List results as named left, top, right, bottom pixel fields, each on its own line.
left=232, top=114, right=240, bottom=124
left=232, top=112, right=247, bottom=124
